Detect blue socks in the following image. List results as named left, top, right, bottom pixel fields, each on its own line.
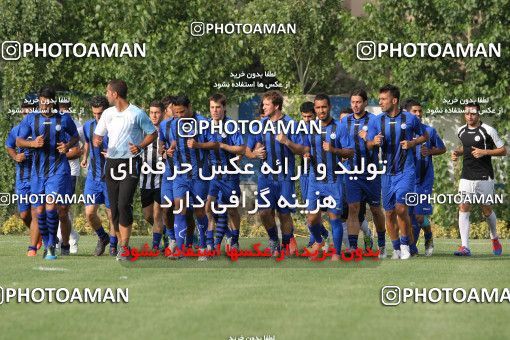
left=282, top=233, right=292, bottom=246
left=46, top=209, right=58, bottom=247
left=37, top=212, right=48, bottom=247
left=165, top=225, right=176, bottom=241
left=230, top=229, right=240, bottom=245
left=391, top=238, right=401, bottom=251
left=174, top=214, right=187, bottom=250
left=152, top=232, right=162, bottom=249
left=95, top=226, right=108, bottom=239
left=206, top=230, right=214, bottom=248
left=400, top=236, right=410, bottom=246
left=197, top=216, right=208, bottom=249
left=348, top=235, right=358, bottom=249
left=377, top=231, right=386, bottom=248
left=331, top=219, right=343, bottom=255
left=309, top=223, right=323, bottom=244
left=110, top=235, right=118, bottom=248
left=266, top=226, right=279, bottom=242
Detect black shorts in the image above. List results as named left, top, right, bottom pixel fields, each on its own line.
left=141, top=188, right=161, bottom=208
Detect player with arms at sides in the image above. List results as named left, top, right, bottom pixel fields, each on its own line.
left=366, top=84, right=428, bottom=260
left=245, top=90, right=304, bottom=256
left=204, top=94, right=246, bottom=256
left=16, top=86, right=79, bottom=260
left=5, top=100, right=41, bottom=256
left=452, top=101, right=506, bottom=256
left=282, top=94, right=354, bottom=261
left=81, top=96, right=118, bottom=256
left=403, top=99, right=446, bottom=256
left=343, top=89, right=386, bottom=257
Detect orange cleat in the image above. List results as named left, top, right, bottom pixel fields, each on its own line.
left=288, top=236, right=298, bottom=255
left=307, top=241, right=325, bottom=261
left=27, top=249, right=37, bottom=257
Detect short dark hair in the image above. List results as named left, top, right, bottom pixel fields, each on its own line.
left=350, top=88, right=368, bottom=102
left=149, top=100, right=165, bottom=112
left=58, top=100, right=72, bottom=109
left=161, top=95, right=176, bottom=109
left=340, top=107, right=353, bottom=115
left=173, top=95, right=191, bottom=108
left=90, top=96, right=109, bottom=110
left=209, top=93, right=227, bottom=107
left=38, top=86, right=56, bottom=100
left=262, top=90, right=284, bottom=111
left=108, top=79, right=128, bottom=99
left=314, top=93, right=331, bottom=106
left=379, top=84, right=400, bottom=101
left=21, top=101, right=35, bottom=108
left=403, top=98, right=421, bottom=112
left=464, top=101, right=480, bottom=113
left=300, top=101, right=315, bottom=114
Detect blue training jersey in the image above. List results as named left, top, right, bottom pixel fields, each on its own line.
left=208, top=116, right=244, bottom=181
left=247, top=114, right=302, bottom=181
left=5, top=124, right=33, bottom=182
left=83, top=119, right=108, bottom=181
left=169, top=113, right=213, bottom=180
left=303, top=118, right=353, bottom=183
left=367, top=110, right=423, bottom=175
left=17, top=111, right=78, bottom=178
left=341, top=112, right=378, bottom=175
left=414, top=123, right=445, bottom=184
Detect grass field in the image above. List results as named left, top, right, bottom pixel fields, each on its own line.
left=0, top=235, right=509, bottom=340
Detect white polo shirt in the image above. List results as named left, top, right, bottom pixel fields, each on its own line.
left=94, top=103, right=156, bottom=159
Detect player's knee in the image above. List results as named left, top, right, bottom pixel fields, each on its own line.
left=395, top=204, right=407, bottom=216
left=348, top=204, right=360, bottom=214
left=459, top=204, right=470, bottom=212
left=481, top=206, right=493, bottom=217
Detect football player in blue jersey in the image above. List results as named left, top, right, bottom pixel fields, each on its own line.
left=5, top=100, right=40, bottom=256
left=403, top=99, right=446, bottom=256
left=366, top=84, right=429, bottom=260
left=16, top=86, right=80, bottom=260
left=166, top=95, right=219, bottom=259
left=246, top=91, right=305, bottom=256
left=344, top=89, right=387, bottom=257
left=205, top=94, right=245, bottom=256
left=81, top=96, right=117, bottom=256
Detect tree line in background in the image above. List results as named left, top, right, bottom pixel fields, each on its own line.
left=0, top=0, right=508, bottom=229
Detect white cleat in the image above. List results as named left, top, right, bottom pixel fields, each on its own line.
left=400, top=245, right=411, bottom=260
left=425, top=239, right=434, bottom=257
left=378, top=246, right=387, bottom=259
left=70, top=230, right=80, bottom=254
left=391, top=249, right=401, bottom=259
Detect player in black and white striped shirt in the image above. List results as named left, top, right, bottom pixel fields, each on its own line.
left=139, top=100, right=165, bottom=250
left=451, top=101, right=506, bottom=256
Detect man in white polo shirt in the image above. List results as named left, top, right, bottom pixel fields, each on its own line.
left=93, top=80, right=157, bottom=261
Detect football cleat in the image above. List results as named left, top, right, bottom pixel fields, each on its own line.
left=27, top=249, right=37, bottom=257
left=400, top=245, right=411, bottom=260
left=44, top=246, right=57, bottom=260
left=424, top=238, right=434, bottom=257
left=454, top=246, right=471, bottom=256
left=94, top=235, right=110, bottom=256
left=391, top=249, right=401, bottom=259
left=492, top=238, right=502, bottom=256
left=378, top=246, right=387, bottom=259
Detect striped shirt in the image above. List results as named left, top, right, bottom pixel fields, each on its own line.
left=140, top=129, right=162, bottom=189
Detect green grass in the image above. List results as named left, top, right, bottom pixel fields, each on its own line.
left=0, top=236, right=509, bottom=340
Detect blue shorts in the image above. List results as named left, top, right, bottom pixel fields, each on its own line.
left=160, top=178, right=174, bottom=206
left=381, top=170, right=415, bottom=211
left=15, top=180, right=31, bottom=213
left=412, top=180, right=433, bottom=216
left=31, top=174, right=71, bottom=207
left=300, top=176, right=309, bottom=199
left=208, top=178, right=241, bottom=204
left=345, top=175, right=381, bottom=206
left=84, top=177, right=110, bottom=208
left=306, top=178, right=343, bottom=215
left=257, top=177, right=295, bottom=214
left=173, top=175, right=209, bottom=208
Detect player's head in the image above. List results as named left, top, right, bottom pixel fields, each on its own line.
left=300, top=101, right=315, bottom=122
left=314, top=93, right=331, bottom=121
left=149, top=100, right=164, bottom=126
left=209, top=93, right=227, bottom=121
left=90, top=95, right=109, bottom=121
left=172, top=95, right=192, bottom=118
left=464, top=101, right=481, bottom=126
left=106, top=79, right=128, bottom=105
left=339, top=107, right=352, bottom=121
left=350, top=88, right=368, bottom=114
left=38, top=86, right=56, bottom=116
left=262, top=90, right=283, bottom=117
left=403, top=98, right=423, bottom=119
left=162, top=95, right=176, bottom=119
left=379, top=84, right=400, bottom=113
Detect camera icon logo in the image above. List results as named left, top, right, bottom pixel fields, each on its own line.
left=0, top=193, right=11, bottom=206
left=190, top=22, right=205, bottom=37
left=404, top=192, right=419, bottom=207
left=1, top=41, right=21, bottom=60
left=178, top=118, right=197, bottom=138
left=381, top=286, right=401, bottom=306
left=356, top=41, right=376, bottom=60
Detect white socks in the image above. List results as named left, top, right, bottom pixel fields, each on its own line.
left=486, top=211, right=498, bottom=240
left=459, top=212, right=471, bottom=248
left=360, top=219, right=371, bottom=236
